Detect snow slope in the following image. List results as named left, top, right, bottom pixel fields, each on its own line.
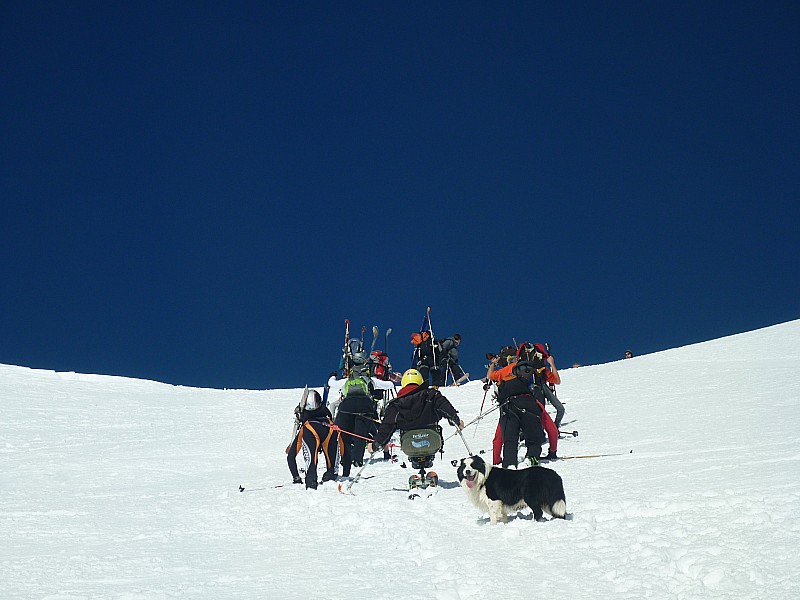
left=2, top=320, right=799, bottom=599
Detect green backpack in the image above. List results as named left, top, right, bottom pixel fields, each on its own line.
left=343, top=376, right=370, bottom=398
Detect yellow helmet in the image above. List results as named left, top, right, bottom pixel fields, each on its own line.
left=401, top=368, right=424, bottom=388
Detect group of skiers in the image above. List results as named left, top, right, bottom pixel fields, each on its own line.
left=486, top=342, right=563, bottom=469
left=411, top=332, right=466, bottom=387
left=285, top=367, right=464, bottom=489
left=286, top=321, right=566, bottom=489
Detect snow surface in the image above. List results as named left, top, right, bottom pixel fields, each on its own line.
left=2, top=320, right=799, bottom=599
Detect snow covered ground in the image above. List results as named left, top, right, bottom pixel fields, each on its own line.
left=2, top=320, right=799, bottom=599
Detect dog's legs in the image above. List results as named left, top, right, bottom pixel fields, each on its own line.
left=488, top=501, right=507, bottom=524
left=531, top=504, right=544, bottom=521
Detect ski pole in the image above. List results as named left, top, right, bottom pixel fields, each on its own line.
left=467, top=403, right=500, bottom=428
left=472, top=381, right=494, bottom=439
left=339, top=450, right=378, bottom=494
left=446, top=403, right=501, bottom=441
left=454, top=427, right=473, bottom=455
left=447, top=363, right=458, bottom=387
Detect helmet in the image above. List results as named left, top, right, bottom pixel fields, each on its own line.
left=401, top=368, right=424, bottom=388
left=304, top=389, right=323, bottom=411
left=352, top=351, right=368, bottom=365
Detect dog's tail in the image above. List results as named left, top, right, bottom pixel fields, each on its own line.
left=547, top=499, right=567, bottom=519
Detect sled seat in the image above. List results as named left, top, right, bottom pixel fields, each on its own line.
left=399, top=428, right=442, bottom=470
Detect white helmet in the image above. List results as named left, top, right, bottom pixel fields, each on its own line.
left=304, top=389, right=323, bottom=411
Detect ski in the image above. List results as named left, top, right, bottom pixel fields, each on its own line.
left=286, top=386, right=309, bottom=450
left=543, top=450, right=633, bottom=461
left=427, top=306, right=438, bottom=367
left=371, top=325, right=379, bottom=350
left=407, top=471, right=439, bottom=499
left=241, top=475, right=374, bottom=492
left=451, top=372, right=470, bottom=386
left=343, top=319, right=351, bottom=376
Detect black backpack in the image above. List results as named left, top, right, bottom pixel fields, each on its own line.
left=512, top=358, right=546, bottom=385
left=411, top=331, right=441, bottom=367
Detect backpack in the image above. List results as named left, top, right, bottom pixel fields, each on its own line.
left=411, top=331, right=441, bottom=367
left=497, top=345, right=517, bottom=366
left=341, top=338, right=367, bottom=377
left=350, top=356, right=370, bottom=379
left=512, top=356, right=547, bottom=385
left=343, top=377, right=370, bottom=398
left=518, top=342, right=549, bottom=362
left=512, top=360, right=537, bottom=382
left=369, top=350, right=392, bottom=381
left=348, top=338, right=364, bottom=356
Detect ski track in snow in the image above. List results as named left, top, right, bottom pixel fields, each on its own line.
left=2, top=320, right=800, bottom=599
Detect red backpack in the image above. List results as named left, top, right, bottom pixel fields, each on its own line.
left=369, top=350, right=392, bottom=381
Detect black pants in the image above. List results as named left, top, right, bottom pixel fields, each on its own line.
left=499, top=395, right=544, bottom=468
left=287, top=420, right=340, bottom=489
left=334, top=394, right=377, bottom=476
left=417, top=363, right=441, bottom=387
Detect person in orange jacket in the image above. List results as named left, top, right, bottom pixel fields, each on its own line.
left=487, top=351, right=542, bottom=468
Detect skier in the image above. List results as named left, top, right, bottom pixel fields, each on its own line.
left=334, top=371, right=378, bottom=477
left=436, top=333, right=464, bottom=386
left=520, top=342, right=564, bottom=429
left=368, top=368, right=465, bottom=454
left=286, top=389, right=341, bottom=489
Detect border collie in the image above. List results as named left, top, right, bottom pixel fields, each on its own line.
left=456, top=455, right=567, bottom=524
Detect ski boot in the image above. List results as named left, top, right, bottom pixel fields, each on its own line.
left=408, top=474, right=422, bottom=500
left=426, top=471, right=439, bottom=488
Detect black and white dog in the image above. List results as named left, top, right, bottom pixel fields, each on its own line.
left=456, top=455, right=567, bottom=524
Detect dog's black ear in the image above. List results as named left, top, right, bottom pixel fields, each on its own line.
left=472, top=455, right=486, bottom=473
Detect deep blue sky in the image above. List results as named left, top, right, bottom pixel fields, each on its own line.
left=2, top=2, right=798, bottom=389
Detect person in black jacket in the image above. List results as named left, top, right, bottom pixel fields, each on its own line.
left=368, top=369, right=464, bottom=453
left=286, top=389, right=341, bottom=489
